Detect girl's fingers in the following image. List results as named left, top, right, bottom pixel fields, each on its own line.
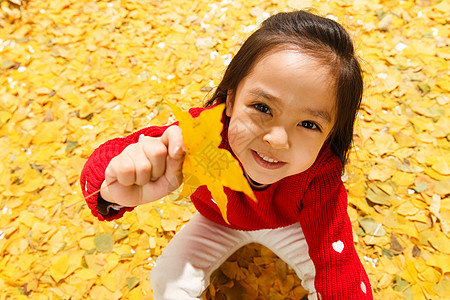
left=141, top=136, right=168, bottom=180
left=164, top=154, right=184, bottom=192
left=100, top=180, right=143, bottom=206
left=132, top=144, right=152, bottom=186
left=105, top=153, right=136, bottom=186
left=160, top=126, right=185, bottom=159
left=102, top=128, right=185, bottom=205
left=159, top=126, right=185, bottom=190
left=106, top=136, right=169, bottom=186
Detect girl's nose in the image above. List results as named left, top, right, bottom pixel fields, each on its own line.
left=263, top=126, right=290, bottom=150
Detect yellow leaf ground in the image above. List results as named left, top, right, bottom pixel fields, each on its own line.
left=0, top=0, right=448, bottom=299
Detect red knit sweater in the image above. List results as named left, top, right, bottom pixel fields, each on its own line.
left=80, top=106, right=373, bottom=299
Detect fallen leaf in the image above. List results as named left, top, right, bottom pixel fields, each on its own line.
left=1, top=0, right=448, bottom=299
left=432, top=157, right=450, bottom=175
left=366, top=183, right=392, bottom=206
left=167, top=101, right=256, bottom=223
left=94, top=233, right=114, bottom=253
left=359, top=218, right=386, bottom=236
left=126, top=277, right=140, bottom=290
left=65, top=140, right=79, bottom=152
left=432, top=280, right=450, bottom=297
left=50, top=255, right=70, bottom=282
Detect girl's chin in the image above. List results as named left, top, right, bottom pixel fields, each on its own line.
left=245, top=171, right=278, bottom=186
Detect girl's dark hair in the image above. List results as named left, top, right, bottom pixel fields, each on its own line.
left=204, top=10, right=363, bottom=168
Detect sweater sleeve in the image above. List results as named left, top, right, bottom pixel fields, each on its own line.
left=80, top=123, right=176, bottom=221
left=298, top=155, right=373, bottom=299
left=80, top=106, right=206, bottom=221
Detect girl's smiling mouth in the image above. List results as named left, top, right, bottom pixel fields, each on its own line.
left=251, top=150, right=286, bottom=169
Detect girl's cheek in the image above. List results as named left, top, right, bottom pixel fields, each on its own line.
left=228, top=122, right=247, bottom=153
left=228, top=119, right=259, bottom=153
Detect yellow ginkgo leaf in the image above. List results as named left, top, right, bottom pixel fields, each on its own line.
left=432, top=156, right=450, bottom=175
left=50, top=254, right=69, bottom=282
left=167, top=101, right=256, bottom=224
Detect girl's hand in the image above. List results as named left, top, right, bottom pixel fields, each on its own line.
left=100, top=126, right=185, bottom=206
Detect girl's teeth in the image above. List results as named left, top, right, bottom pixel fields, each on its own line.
left=257, top=152, right=279, bottom=163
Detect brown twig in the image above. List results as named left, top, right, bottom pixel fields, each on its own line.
left=84, top=180, right=116, bottom=199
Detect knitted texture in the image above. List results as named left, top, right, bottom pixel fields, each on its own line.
left=80, top=123, right=176, bottom=221
left=80, top=106, right=373, bottom=299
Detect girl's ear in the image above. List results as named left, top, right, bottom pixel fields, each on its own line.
left=225, top=90, right=234, bottom=117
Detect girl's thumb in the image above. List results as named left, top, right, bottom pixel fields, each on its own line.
left=164, top=147, right=185, bottom=189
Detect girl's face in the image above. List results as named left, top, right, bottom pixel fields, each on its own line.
left=226, top=49, right=337, bottom=185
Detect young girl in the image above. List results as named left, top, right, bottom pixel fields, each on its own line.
left=81, top=11, right=372, bottom=299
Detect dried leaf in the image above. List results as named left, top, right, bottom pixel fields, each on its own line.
left=411, top=245, right=421, bottom=258
left=50, top=255, right=70, bottom=282
left=65, top=140, right=79, bottom=152
left=1, top=0, right=448, bottom=299
left=417, top=83, right=431, bottom=94
left=167, top=101, right=255, bottom=223
left=390, top=233, right=404, bottom=253
left=287, top=0, right=313, bottom=10
left=432, top=157, right=450, bottom=175
left=359, top=218, right=386, bottom=236
left=435, top=179, right=450, bottom=195
left=94, top=233, right=114, bottom=253
left=396, top=202, right=419, bottom=216
left=126, top=277, right=140, bottom=290
left=366, top=183, right=392, bottom=206
left=432, top=280, right=450, bottom=297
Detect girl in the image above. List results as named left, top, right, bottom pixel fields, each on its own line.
left=81, top=11, right=372, bottom=300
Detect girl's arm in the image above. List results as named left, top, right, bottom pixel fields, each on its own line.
left=80, top=106, right=205, bottom=221
left=298, top=156, right=373, bottom=299
left=80, top=124, right=177, bottom=221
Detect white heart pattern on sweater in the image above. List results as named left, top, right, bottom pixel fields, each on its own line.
left=332, top=240, right=344, bottom=253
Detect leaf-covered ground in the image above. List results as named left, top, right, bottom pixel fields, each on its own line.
left=0, top=0, right=449, bottom=299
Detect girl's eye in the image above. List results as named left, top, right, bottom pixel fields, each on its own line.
left=253, top=103, right=271, bottom=115
left=300, top=121, right=321, bottom=131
